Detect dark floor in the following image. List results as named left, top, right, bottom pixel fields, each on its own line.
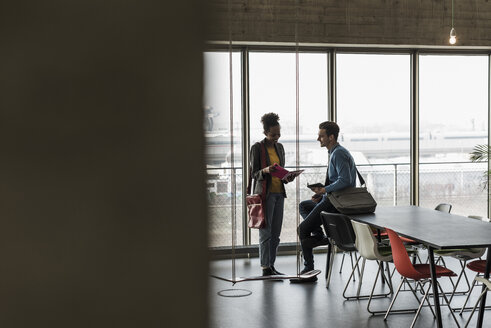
left=209, top=249, right=489, bottom=328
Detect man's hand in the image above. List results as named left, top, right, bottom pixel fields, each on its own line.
left=311, top=186, right=326, bottom=194
left=311, top=193, right=323, bottom=203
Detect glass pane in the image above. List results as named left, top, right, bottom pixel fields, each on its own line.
left=419, top=55, right=488, bottom=217
left=249, top=52, right=296, bottom=244
left=249, top=52, right=328, bottom=244
left=298, top=53, right=328, bottom=166
left=336, top=53, right=411, bottom=206
left=297, top=53, right=329, bottom=230
left=203, top=51, right=243, bottom=247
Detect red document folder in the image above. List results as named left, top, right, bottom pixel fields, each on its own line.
left=270, top=164, right=304, bottom=181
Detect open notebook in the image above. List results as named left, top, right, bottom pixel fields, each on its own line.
left=270, top=163, right=303, bottom=181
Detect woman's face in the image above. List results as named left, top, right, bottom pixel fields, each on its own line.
left=265, top=125, right=281, bottom=143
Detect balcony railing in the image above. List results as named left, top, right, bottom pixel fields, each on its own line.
left=206, top=161, right=489, bottom=248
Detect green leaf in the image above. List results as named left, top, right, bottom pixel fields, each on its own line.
left=470, top=144, right=491, bottom=162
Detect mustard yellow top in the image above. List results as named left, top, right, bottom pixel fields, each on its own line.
left=266, top=145, right=282, bottom=193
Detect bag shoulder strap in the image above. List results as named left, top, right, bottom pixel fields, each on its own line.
left=356, top=167, right=366, bottom=186
left=247, top=142, right=258, bottom=195
left=247, top=141, right=267, bottom=196
left=259, top=142, right=267, bottom=199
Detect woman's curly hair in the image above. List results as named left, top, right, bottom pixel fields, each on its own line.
left=261, top=112, right=280, bottom=133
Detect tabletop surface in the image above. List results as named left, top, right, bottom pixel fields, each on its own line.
left=349, top=206, right=491, bottom=249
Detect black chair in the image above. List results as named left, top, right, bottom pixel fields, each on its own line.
left=320, top=211, right=359, bottom=288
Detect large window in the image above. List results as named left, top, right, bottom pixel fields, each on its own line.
left=419, top=55, right=488, bottom=216
left=336, top=53, right=411, bottom=206
left=203, top=51, right=243, bottom=247
left=204, top=48, right=490, bottom=249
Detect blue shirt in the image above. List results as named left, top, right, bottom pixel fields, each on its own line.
left=324, top=143, right=357, bottom=193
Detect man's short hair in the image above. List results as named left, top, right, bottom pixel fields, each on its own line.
left=319, top=121, right=339, bottom=140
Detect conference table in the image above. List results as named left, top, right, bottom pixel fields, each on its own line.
left=349, top=206, right=491, bottom=328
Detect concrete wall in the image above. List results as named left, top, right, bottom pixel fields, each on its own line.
left=0, top=2, right=207, bottom=327
left=206, top=0, right=491, bottom=47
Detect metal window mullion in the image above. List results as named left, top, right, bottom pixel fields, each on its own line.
left=488, top=54, right=491, bottom=218
left=329, top=49, right=336, bottom=122
left=242, top=47, right=251, bottom=246
left=410, top=51, right=419, bottom=206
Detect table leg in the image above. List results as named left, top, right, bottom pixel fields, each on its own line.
left=428, top=247, right=442, bottom=328
left=476, top=246, right=491, bottom=328
left=376, top=229, right=386, bottom=286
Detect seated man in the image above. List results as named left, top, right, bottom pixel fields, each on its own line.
left=298, top=121, right=357, bottom=275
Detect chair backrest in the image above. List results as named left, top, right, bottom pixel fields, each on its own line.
left=351, top=220, right=391, bottom=261
left=320, top=212, right=356, bottom=252
left=385, top=228, right=425, bottom=280
left=435, top=203, right=452, bottom=213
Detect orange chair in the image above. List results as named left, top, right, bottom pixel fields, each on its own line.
left=384, top=228, right=460, bottom=328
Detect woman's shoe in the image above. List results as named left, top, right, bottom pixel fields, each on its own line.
left=271, top=266, right=284, bottom=275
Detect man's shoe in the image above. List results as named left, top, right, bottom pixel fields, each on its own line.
left=300, top=267, right=314, bottom=275
left=271, top=266, right=284, bottom=275
left=300, top=267, right=318, bottom=282
left=262, top=267, right=275, bottom=276
left=305, top=275, right=318, bottom=282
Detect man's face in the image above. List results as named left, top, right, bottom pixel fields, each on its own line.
left=317, top=129, right=335, bottom=149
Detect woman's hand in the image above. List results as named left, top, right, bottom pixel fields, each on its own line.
left=262, top=165, right=276, bottom=174
left=285, top=174, right=295, bottom=182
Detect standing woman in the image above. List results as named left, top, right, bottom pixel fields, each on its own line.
left=250, top=113, right=294, bottom=276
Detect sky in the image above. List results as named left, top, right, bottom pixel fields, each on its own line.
left=203, top=51, right=489, bottom=165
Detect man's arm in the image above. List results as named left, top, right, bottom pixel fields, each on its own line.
left=324, top=151, right=355, bottom=193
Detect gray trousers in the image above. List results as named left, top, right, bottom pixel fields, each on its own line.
left=259, top=192, right=284, bottom=268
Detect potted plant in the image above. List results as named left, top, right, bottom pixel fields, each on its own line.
left=469, top=144, right=491, bottom=221
left=470, top=144, right=491, bottom=186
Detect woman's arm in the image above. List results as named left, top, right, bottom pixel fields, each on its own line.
left=250, top=143, right=266, bottom=181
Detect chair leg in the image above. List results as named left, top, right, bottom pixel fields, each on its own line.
left=367, top=262, right=396, bottom=315
left=343, top=257, right=392, bottom=301
left=408, top=281, right=436, bottom=318
left=343, top=256, right=362, bottom=299
left=460, top=274, right=479, bottom=314
left=390, top=265, right=397, bottom=278
left=339, top=252, right=346, bottom=274
left=449, top=260, right=470, bottom=304
left=352, top=252, right=360, bottom=281
left=437, top=281, right=461, bottom=328
left=464, top=288, right=489, bottom=328
left=357, top=258, right=366, bottom=297
left=384, top=262, right=394, bottom=292
left=366, top=261, right=384, bottom=314
left=384, top=278, right=405, bottom=320
left=410, top=282, right=433, bottom=328
left=350, top=252, right=358, bottom=282
left=326, top=248, right=335, bottom=288
left=422, top=282, right=437, bottom=316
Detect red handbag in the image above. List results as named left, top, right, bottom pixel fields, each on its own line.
left=246, top=142, right=267, bottom=229
left=246, top=194, right=265, bottom=228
